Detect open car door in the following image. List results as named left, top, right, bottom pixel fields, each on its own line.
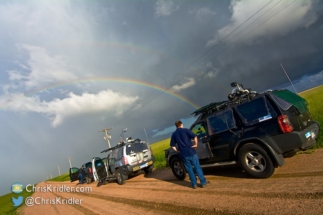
left=190, top=123, right=213, bottom=159
left=92, top=157, right=108, bottom=182
left=69, top=167, right=79, bottom=182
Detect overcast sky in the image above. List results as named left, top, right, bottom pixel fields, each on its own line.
left=1, top=0, right=323, bottom=195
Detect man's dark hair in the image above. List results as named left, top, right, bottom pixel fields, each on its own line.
left=175, top=120, right=182, bottom=128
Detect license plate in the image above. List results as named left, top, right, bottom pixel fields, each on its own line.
left=305, top=132, right=311, bottom=138
left=140, top=163, right=148, bottom=169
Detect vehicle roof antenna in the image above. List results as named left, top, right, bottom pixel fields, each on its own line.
left=120, top=128, right=127, bottom=143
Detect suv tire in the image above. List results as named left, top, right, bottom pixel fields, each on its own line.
left=116, top=169, right=125, bottom=185
left=238, top=143, right=275, bottom=178
left=171, top=157, right=186, bottom=180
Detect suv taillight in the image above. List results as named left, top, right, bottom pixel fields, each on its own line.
left=122, top=156, right=128, bottom=165
left=278, top=115, right=293, bottom=133
left=88, top=167, right=92, bottom=174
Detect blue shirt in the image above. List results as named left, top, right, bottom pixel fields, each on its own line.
left=170, top=128, right=196, bottom=158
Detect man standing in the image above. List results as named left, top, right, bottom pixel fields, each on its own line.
left=170, top=120, right=210, bottom=189
left=78, top=165, right=85, bottom=184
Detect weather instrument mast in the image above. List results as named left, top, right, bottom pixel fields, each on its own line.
left=99, top=127, right=113, bottom=148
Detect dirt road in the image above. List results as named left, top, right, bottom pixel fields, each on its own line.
left=20, top=149, right=323, bottom=215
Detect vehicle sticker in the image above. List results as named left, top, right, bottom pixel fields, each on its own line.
left=140, top=163, right=148, bottom=169
left=258, top=114, right=272, bottom=122
left=305, top=132, right=311, bottom=138
left=311, top=131, right=316, bottom=139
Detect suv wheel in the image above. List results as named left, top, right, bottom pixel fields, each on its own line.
left=238, top=143, right=275, bottom=178
left=171, top=157, right=186, bottom=180
left=116, top=169, right=125, bottom=185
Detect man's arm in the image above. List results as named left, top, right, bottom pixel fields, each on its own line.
left=191, top=136, right=198, bottom=148
left=170, top=134, right=179, bottom=152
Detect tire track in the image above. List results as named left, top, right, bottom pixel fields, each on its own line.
left=71, top=192, right=246, bottom=215
left=52, top=192, right=100, bottom=215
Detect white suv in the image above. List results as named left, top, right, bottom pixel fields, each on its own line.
left=94, top=138, right=155, bottom=186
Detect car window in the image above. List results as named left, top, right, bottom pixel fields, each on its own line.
left=94, top=159, right=103, bottom=167
left=70, top=167, right=78, bottom=173
left=191, top=123, right=207, bottom=138
left=207, top=109, right=236, bottom=135
left=117, top=148, right=123, bottom=160
left=235, top=97, right=276, bottom=126
left=85, top=162, right=92, bottom=168
left=110, top=149, right=117, bottom=159
left=126, top=142, right=148, bottom=155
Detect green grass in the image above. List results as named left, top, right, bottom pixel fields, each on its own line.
left=47, top=172, right=70, bottom=182
left=299, top=85, right=323, bottom=148
left=150, top=138, right=171, bottom=169
left=0, top=189, right=33, bottom=215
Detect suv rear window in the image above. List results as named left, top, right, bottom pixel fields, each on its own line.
left=235, top=97, right=276, bottom=126
left=126, top=142, right=148, bottom=155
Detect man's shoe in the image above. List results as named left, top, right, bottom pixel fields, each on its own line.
left=201, top=181, right=210, bottom=188
left=192, top=186, right=197, bottom=189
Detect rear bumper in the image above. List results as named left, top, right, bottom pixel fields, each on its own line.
left=263, top=122, right=320, bottom=154
left=122, top=158, right=154, bottom=175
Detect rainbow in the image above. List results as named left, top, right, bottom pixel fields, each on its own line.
left=10, top=77, right=201, bottom=110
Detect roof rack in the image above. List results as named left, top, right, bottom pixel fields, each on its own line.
left=192, top=101, right=227, bottom=116
left=101, top=142, right=125, bottom=153
left=192, top=82, right=258, bottom=116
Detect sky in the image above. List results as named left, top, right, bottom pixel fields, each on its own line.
left=0, top=0, right=323, bottom=195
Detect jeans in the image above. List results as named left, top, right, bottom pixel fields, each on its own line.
left=79, top=174, right=84, bottom=184
left=182, top=154, right=206, bottom=187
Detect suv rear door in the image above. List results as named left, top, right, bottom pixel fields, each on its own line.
left=270, top=90, right=312, bottom=131
left=69, top=167, right=79, bottom=182
left=125, top=141, right=150, bottom=165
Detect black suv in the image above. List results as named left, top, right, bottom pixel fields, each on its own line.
left=69, top=161, right=94, bottom=184
left=165, top=82, right=320, bottom=179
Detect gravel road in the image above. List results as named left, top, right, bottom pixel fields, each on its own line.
left=20, top=149, right=323, bottom=215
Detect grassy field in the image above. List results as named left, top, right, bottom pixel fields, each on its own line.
left=47, top=172, right=70, bottom=182
left=299, top=85, right=323, bottom=148
left=150, top=138, right=171, bottom=169
left=0, top=189, right=33, bottom=215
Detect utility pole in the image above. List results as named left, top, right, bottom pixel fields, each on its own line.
left=58, top=165, right=61, bottom=176
left=99, top=127, right=113, bottom=148
left=280, top=63, right=298, bottom=94
left=68, top=157, right=72, bottom=168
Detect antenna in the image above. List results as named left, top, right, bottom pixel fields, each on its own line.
left=120, top=128, right=127, bottom=142
left=99, top=127, right=113, bottom=148
left=144, top=128, right=150, bottom=144
left=280, top=63, right=298, bottom=94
